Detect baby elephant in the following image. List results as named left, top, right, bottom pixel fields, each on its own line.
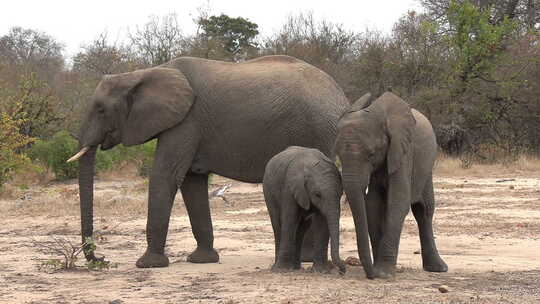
left=263, top=146, right=346, bottom=274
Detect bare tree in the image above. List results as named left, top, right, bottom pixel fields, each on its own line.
left=128, top=14, right=186, bottom=66
left=263, top=12, right=357, bottom=97
left=73, top=32, right=141, bottom=77
left=0, top=27, right=65, bottom=81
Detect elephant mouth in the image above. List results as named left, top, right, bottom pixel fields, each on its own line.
left=101, top=131, right=120, bottom=150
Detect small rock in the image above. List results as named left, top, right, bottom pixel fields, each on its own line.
left=109, top=300, right=123, bottom=304
left=509, top=185, right=515, bottom=189
left=255, top=266, right=260, bottom=270
left=345, top=256, right=361, bottom=266
left=438, top=285, right=449, bottom=293
left=414, top=250, right=421, bottom=254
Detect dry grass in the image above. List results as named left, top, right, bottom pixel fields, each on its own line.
left=4, top=155, right=540, bottom=218
left=434, top=153, right=540, bottom=177
left=1, top=168, right=540, bottom=303
left=97, top=163, right=141, bottom=180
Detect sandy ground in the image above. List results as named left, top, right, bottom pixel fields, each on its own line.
left=0, top=168, right=539, bottom=303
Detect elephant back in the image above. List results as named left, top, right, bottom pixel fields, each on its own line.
left=163, top=56, right=349, bottom=182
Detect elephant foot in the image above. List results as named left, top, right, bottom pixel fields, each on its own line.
left=311, top=260, right=346, bottom=275
left=187, top=247, right=219, bottom=263
left=373, top=262, right=396, bottom=279
left=422, top=254, right=448, bottom=272
left=335, top=261, right=347, bottom=275
left=136, top=251, right=169, bottom=268
left=300, top=249, right=314, bottom=262
left=311, top=261, right=333, bottom=274
left=271, top=261, right=296, bottom=272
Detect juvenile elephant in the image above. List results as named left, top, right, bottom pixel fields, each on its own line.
left=335, top=92, right=448, bottom=279
left=263, top=146, right=346, bottom=274
left=67, top=55, right=350, bottom=268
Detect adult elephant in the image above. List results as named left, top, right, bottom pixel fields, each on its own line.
left=68, top=55, right=350, bottom=268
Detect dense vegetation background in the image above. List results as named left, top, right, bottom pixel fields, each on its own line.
left=1, top=0, right=539, bottom=187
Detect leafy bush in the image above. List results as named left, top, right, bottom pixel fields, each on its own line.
left=136, top=140, right=156, bottom=177
left=28, top=131, right=157, bottom=180
left=0, top=110, right=34, bottom=189
left=29, top=131, right=79, bottom=180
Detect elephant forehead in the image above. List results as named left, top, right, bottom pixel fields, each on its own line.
left=338, top=122, right=363, bottom=142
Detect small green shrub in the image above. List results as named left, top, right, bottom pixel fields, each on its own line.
left=33, top=235, right=86, bottom=272
left=34, top=236, right=113, bottom=272
left=37, top=259, right=65, bottom=273
left=0, top=110, right=34, bottom=189
left=86, top=259, right=115, bottom=271
left=135, top=140, right=156, bottom=177
left=28, top=131, right=79, bottom=180
left=28, top=131, right=157, bottom=180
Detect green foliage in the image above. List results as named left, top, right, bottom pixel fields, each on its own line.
left=82, top=237, right=115, bottom=271
left=33, top=236, right=85, bottom=272
left=0, top=71, right=63, bottom=139
left=28, top=131, right=157, bottom=180
left=86, top=259, right=115, bottom=271
left=83, top=237, right=97, bottom=257
left=135, top=140, right=156, bottom=177
left=34, top=236, right=113, bottom=272
left=0, top=109, right=34, bottom=189
left=199, top=14, right=259, bottom=60
left=28, top=131, right=79, bottom=180
left=447, top=0, right=517, bottom=83
left=37, top=259, right=65, bottom=273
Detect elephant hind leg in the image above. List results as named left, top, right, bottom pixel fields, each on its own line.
left=294, top=219, right=311, bottom=269
left=412, top=177, right=448, bottom=272
left=266, top=200, right=281, bottom=265
left=300, top=228, right=315, bottom=262
left=181, top=172, right=219, bottom=263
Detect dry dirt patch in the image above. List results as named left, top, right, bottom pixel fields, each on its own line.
left=0, top=171, right=539, bottom=303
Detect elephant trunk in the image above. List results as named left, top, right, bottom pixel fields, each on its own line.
left=341, top=167, right=374, bottom=279
left=327, top=214, right=346, bottom=274
left=78, top=146, right=100, bottom=261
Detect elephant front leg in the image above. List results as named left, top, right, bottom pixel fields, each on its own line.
left=136, top=170, right=179, bottom=268
left=366, top=186, right=385, bottom=263
left=311, top=213, right=332, bottom=273
left=294, top=219, right=311, bottom=269
left=373, top=173, right=411, bottom=278
left=136, top=123, right=200, bottom=268
left=300, top=227, right=315, bottom=262
left=182, top=172, right=219, bottom=263
left=272, top=203, right=299, bottom=271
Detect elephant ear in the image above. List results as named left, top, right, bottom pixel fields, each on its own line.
left=349, top=93, right=372, bottom=112
left=111, top=67, right=194, bottom=146
left=289, top=165, right=311, bottom=210
left=382, top=92, right=416, bottom=175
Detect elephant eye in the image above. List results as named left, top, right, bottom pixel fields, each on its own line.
left=314, top=191, right=322, bottom=198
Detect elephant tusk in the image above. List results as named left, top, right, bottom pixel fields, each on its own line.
left=67, top=147, right=90, bottom=163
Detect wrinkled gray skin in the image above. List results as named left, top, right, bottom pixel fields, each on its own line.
left=336, top=92, right=448, bottom=279
left=75, top=55, right=349, bottom=268
left=263, top=146, right=346, bottom=274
